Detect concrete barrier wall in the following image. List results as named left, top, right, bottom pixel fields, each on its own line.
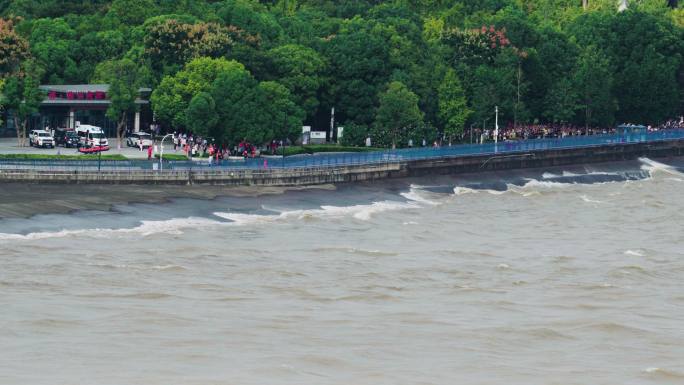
left=1, top=139, right=683, bottom=185
left=0, top=163, right=405, bottom=186
left=404, top=139, right=684, bottom=177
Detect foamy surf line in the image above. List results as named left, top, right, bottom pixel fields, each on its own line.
left=0, top=198, right=427, bottom=241
left=0, top=217, right=222, bottom=242
left=215, top=200, right=420, bottom=225
left=453, top=179, right=568, bottom=196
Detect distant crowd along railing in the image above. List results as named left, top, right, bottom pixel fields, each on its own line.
left=1, top=129, right=683, bottom=172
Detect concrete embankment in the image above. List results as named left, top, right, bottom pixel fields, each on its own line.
left=1, top=139, right=683, bottom=185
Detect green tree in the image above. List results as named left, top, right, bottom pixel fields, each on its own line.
left=573, top=46, right=615, bottom=130
left=151, top=57, right=245, bottom=129
left=609, top=10, right=682, bottom=124
left=216, top=0, right=283, bottom=46
left=107, top=0, right=157, bottom=25
left=2, top=62, right=45, bottom=147
left=543, top=77, right=579, bottom=124
left=75, top=30, right=127, bottom=83
left=230, top=81, right=305, bottom=144
left=325, top=23, right=391, bottom=125
left=469, top=62, right=517, bottom=127
left=372, top=81, right=423, bottom=148
left=97, top=59, right=140, bottom=149
left=338, top=122, right=368, bottom=147
left=28, top=18, right=77, bottom=83
left=210, top=62, right=258, bottom=143
left=267, top=44, right=326, bottom=120
left=186, top=92, right=217, bottom=138
left=438, top=69, right=471, bottom=144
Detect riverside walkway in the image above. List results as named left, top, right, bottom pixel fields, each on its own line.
left=1, top=129, right=683, bottom=172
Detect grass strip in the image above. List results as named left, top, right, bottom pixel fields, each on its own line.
left=0, top=153, right=128, bottom=160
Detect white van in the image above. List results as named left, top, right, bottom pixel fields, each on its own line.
left=76, top=125, right=109, bottom=147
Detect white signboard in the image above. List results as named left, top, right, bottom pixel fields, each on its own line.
left=310, top=131, right=326, bottom=139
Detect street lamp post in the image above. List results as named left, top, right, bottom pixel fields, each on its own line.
left=470, top=123, right=474, bottom=144
left=494, top=105, right=499, bottom=152
left=159, top=133, right=174, bottom=171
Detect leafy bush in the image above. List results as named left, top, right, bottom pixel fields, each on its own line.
left=339, top=123, right=369, bottom=147
left=272, top=145, right=383, bottom=156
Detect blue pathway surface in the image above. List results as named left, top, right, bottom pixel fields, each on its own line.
left=2, top=130, right=683, bottom=171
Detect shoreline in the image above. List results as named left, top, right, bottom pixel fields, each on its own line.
left=1, top=137, right=683, bottom=186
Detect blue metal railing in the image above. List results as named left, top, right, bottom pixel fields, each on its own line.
left=1, top=129, right=683, bottom=172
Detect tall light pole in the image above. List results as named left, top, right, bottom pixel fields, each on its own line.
left=494, top=105, right=499, bottom=152
left=494, top=106, right=499, bottom=143
left=329, top=107, right=335, bottom=144
left=159, top=133, right=174, bottom=171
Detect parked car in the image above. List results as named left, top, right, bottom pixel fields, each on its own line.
left=76, top=125, right=108, bottom=148
left=29, top=130, right=55, bottom=148
left=127, top=132, right=154, bottom=148
left=54, top=128, right=80, bottom=148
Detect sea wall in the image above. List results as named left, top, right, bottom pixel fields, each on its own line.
left=405, top=138, right=684, bottom=177
left=1, top=139, right=683, bottom=185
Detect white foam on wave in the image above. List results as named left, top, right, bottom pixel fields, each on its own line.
left=624, top=249, right=645, bottom=257
left=214, top=200, right=420, bottom=225
left=400, top=185, right=441, bottom=206
left=504, top=179, right=571, bottom=197
left=453, top=186, right=506, bottom=196
left=1, top=194, right=430, bottom=240
left=580, top=194, right=603, bottom=204
left=0, top=217, right=221, bottom=242
left=640, top=157, right=684, bottom=178
left=519, top=179, right=572, bottom=189
left=542, top=172, right=560, bottom=179
left=642, top=367, right=684, bottom=379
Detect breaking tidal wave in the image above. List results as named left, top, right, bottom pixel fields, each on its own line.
left=0, top=157, right=681, bottom=242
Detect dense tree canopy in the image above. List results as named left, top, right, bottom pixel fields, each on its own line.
left=1, top=0, right=683, bottom=147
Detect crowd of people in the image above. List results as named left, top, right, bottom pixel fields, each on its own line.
left=464, top=117, right=684, bottom=144
left=169, top=132, right=265, bottom=160
left=466, top=124, right=614, bottom=144
left=657, top=118, right=684, bottom=131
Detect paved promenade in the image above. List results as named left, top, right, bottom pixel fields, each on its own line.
left=0, top=137, right=175, bottom=159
